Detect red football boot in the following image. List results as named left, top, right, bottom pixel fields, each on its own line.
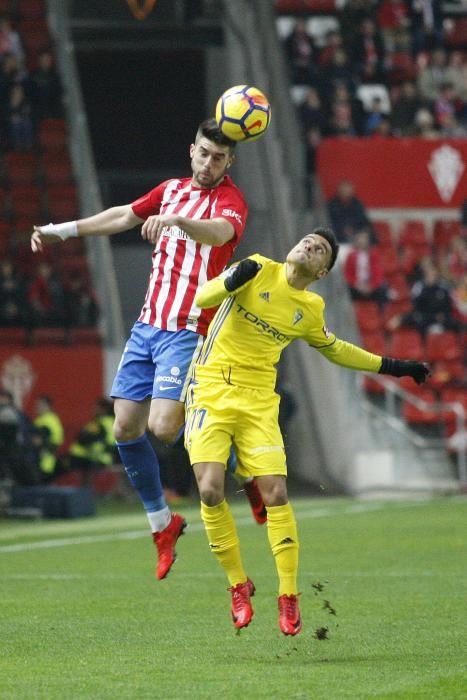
left=243, top=479, right=267, bottom=525
left=153, top=512, right=187, bottom=580
left=278, top=594, right=302, bottom=636
left=228, top=578, right=256, bottom=629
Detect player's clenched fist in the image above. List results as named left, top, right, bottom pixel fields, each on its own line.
left=224, top=259, right=262, bottom=292
left=31, top=222, right=78, bottom=253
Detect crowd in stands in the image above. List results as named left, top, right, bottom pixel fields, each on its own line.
left=0, top=4, right=99, bottom=341
left=279, top=1, right=467, bottom=188
left=0, top=389, right=120, bottom=489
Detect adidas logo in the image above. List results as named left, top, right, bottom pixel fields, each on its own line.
left=209, top=543, right=220, bottom=550
left=259, top=292, right=270, bottom=302
left=278, top=537, right=295, bottom=545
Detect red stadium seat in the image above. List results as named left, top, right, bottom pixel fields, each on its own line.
left=42, top=154, right=74, bottom=186
left=388, top=52, right=417, bottom=84
left=402, top=386, right=439, bottom=425
left=383, top=300, right=412, bottom=328
left=46, top=185, right=79, bottom=220
left=386, top=274, right=410, bottom=302
left=429, top=360, right=465, bottom=389
left=9, top=184, right=44, bottom=219
left=387, top=328, right=424, bottom=361
left=373, top=220, right=394, bottom=249
left=380, top=248, right=401, bottom=276
left=433, top=220, right=462, bottom=250
left=275, top=0, right=337, bottom=12
left=17, top=0, right=47, bottom=19
left=353, top=301, right=383, bottom=333
left=425, top=331, right=463, bottom=363
left=360, top=330, right=386, bottom=355
left=5, top=152, right=39, bottom=185
left=398, top=220, right=429, bottom=249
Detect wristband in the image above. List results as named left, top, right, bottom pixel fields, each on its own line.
left=41, top=221, right=78, bottom=241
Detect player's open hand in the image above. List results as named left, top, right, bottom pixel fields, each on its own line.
left=31, top=226, right=62, bottom=253
left=141, top=214, right=178, bottom=245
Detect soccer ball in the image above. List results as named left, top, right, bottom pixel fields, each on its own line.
left=215, top=85, right=271, bottom=142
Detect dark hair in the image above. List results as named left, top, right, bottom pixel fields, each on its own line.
left=313, top=226, right=339, bottom=271
left=196, top=118, right=236, bottom=151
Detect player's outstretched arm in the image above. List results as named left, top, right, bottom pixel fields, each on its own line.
left=196, top=258, right=262, bottom=309
left=378, top=358, right=430, bottom=385
left=31, top=205, right=143, bottom=253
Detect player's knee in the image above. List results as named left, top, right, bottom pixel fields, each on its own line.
left=198, top=480, right=224, bottom=507
left=261, top=478, right=288, bottom=507
left=148, top=414, right=181, bottom=443
left=113, top=417, right=141, bottom=443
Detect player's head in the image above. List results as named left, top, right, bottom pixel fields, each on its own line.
left=287, top=227, right=339, bottom=280
left=190, top=118, right=236, bottom=188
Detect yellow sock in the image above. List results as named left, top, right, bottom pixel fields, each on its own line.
left=267, top=502, right=299, bottom=595
left=200, top=499, right=247, bottom=587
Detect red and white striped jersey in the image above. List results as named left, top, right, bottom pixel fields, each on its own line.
left=131, top=176, right=248, bottom=336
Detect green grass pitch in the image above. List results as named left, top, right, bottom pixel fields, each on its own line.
left=1, top=495, right=467, bottom=699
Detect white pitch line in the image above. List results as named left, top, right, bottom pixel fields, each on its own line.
left=0, top=500, right=430, bottom=555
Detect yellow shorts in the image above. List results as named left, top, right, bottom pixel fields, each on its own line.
left=185, top=380, right=287, bottom=478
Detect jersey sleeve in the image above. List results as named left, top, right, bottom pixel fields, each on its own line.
left=131, top=181, right=167, bottom=219
left=316, top=337, right=382, bottom=372
left=213, top=182, right=248, bottom=242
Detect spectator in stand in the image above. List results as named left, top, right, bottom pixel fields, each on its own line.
left=339, top=0, right=376, bottom=56
left=450, top=271, right=467, bottom=333
left=64, top=272, right=99, bottom=328
left=323, top=82, right=365, bottom=136
left=343, top=228, right=388, bottom=308
left=390, top=80, right=426, bottom=136
left=326, top=94, right=357, bottom=137
left=417, top=47, right=449, bottom=102
left=26, top=260, right=66, bottom=334
left=377, top=0, right=412, bottom=53
left=0, top=257, right=27, bottom=326
left=0, top=17, right=24, bottom=66
left=283, top=18, right=318, bottom=86
left=363, top=96, right=387, bottom=136
left=319, top=29, right=344, bottom=69
left=370, top=115, right=393, bottom=138
left=28, top=49, right=63, bottom=127
left=326, top=179, right=374, bottom=244
left=388, top=261, right=459, bottom=336
left=320, top=48, right=355, bottom=101
left=0, top=387, right=38, bottom=485
left=32, top=395, right=64, bottom=482
left=438, top=112, right=467, bottom=138
left=445, top=51, right=467, bottom=103
left=439, top=236, right=467, bottom=285
left=413, top=107, right=439, bottom=138
left=409, top=0, right=444, bottom=55
left=63, top=397, right=118, bottom=484
left=297, top=86, right=325, bottom=133
left=351, top=17, right=386, bottom=85
left=0, top=53, right=28, bottom=141
left=433, top=81, right=465, bottom=130
left=6, top=82, right=34, bottom=151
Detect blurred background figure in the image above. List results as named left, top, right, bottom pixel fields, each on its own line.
left=32, top=395, right=65, bottom=482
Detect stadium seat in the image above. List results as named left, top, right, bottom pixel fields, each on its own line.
left=445, top=18, right=467, bottom=48
left=380, top=248, right=401, bottom=276
left=383, top=300, right=412, bottom=328
left=9, top=184, right=44, bottom=219
left=429, top=360, right=465, bottom=390
left=399, top=244, right=431, bottom=275
left=372, top=221, right=394, bottom=249
left=353, top=300, right=383, bottom=333
left=360, top=330, right=386, bottom=355
left=388, top=52, right=417, bottom=84
left=46, top=185, right=79, bottom=220
left=38, top=119, right=68, bottom=152
left=275, top=0, right=337, bottom=12
left=5, top=152, right=39, bottom=185
left=386, top=273, right=410, bottom=302
left=57, top=255, right=89, bottom=278
left=425, top=331, right=463, bottom=363
left=387, top=328, right=424, bottom=361
left=398, top=220, right=428, bottom=249
left=401, top=386, right=439, bottom=425
left=433, top=220, right=462, bottom=250
left=17, top=0, right=47, bottom=19
left=42, top=154, right=74, bottom=186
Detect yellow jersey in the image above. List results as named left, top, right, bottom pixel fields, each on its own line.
left=194, top=254, right=382, bottom=390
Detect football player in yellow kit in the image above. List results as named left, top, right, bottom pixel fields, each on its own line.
left=185, top=227, right=429, bottom=636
